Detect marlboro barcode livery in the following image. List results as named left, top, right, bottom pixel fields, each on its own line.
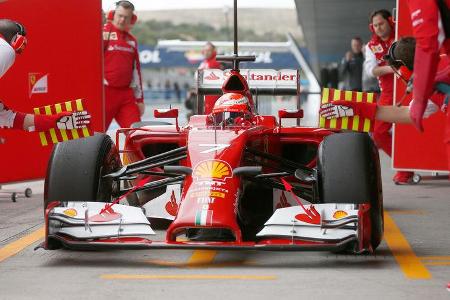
left=33, top=99, right=92, bottom=146
left=319, top=88, right=377, bottom=133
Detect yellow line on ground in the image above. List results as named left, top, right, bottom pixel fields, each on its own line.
left=187, top=250, right=217, bottom=267
left=0, top=227, right=45, bottom=263
left=144, top=259, right=256, bottom=268
left=383, top=212, right=431, bottom=279
left=423, top=262, right=450, bottom=266
left=387, top=210, right=427, bottom=215
left=420, top=256, right=450, bottom=261
left=101, top=274, right=276, bottom=280
left=144, top=259, right=184, bottom=267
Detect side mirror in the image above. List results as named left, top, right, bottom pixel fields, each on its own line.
left=233, top=166, right=262, bottom=176
left=154, top=108, right=179, bottom=118
left=278, top=109, right=303, bottom=119
left=164, top=165, right=192, bottom=175
left=278, top=109, right=303, bottom=128
left=154, top=108, right=179, bottom=131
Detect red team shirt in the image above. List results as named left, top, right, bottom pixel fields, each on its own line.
left=103, top=22, right=143, bottom=103
left=365, top=33, right=396, bottom=99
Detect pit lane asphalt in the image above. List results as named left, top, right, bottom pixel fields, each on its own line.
left=0, top=101, right=449, bottom=300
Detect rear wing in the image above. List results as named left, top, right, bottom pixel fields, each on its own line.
left=196, top=69, right=299, bottom=96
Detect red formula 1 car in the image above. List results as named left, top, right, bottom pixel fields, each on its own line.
left=41, top=3, right=383, bottom=254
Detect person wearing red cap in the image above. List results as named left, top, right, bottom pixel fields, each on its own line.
left=364, top=9, right=415, bottom=184
left=0, top=19, right=90, bottom=132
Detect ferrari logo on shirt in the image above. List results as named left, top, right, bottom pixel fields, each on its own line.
left=103, top=32, right=118, bottom=40
left=28, top=73, right=48, bottom=97
left=370, top=44, right=384, bottom=54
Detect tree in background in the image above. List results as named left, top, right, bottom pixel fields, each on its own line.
left=131, top=20, right=286, bottom=46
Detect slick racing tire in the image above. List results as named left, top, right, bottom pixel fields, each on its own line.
left=318, top=132, right=383, bottom=251
left=44, top=133, right=122, bottom=208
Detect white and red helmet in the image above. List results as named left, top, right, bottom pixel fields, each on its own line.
left=211, top=93, right=252, bottom=127
left=212, top=93, right=251, bottom=114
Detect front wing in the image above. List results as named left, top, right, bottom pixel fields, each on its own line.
left=42, top=202, right=372, bottom=253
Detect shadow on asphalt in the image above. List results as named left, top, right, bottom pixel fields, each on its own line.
left=40, top=249, right=392, bottom=270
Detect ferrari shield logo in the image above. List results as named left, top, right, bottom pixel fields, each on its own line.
left=28, top=73, right=48, bottom=97
left=370, top=44, right=384, bottom=54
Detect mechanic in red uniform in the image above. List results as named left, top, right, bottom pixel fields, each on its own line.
left=320, top=36, right=450, bottom=177
left=103, top=1, right=144, bottom=130
left=364, top=9, right=414, bottom=184
left=199, top=42, right=223, bottom=114
left=0, top=19, right=90, bottom=132
left=406, top=0, right=450, bottom=173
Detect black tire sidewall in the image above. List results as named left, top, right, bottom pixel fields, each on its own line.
left=44, top=133, right=121, bottom=207
left=318, top=132, right=383, bottom=250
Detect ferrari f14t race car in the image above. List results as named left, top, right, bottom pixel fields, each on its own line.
left=41, top=2, right=383, bottom=254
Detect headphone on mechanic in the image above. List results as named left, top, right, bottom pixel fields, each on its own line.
left=0, top=21, right=27, bottom=54
left=11, top=22, right=27, bottom=54
left=384, top=39, right=414, bottom=83
left=369, top=9, right=395, bottom=33
left=107, top=1, right=137, bottom=25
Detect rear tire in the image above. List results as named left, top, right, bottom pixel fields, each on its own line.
left=44, top=134, right=122, bottom=208
left=318, top=132, right=383, bottom=251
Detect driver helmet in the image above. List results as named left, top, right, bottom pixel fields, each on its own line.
left=211, top=93, right=251, bottom=126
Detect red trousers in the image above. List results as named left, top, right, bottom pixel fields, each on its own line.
left=373, top=93, right=393, bottom=156
left=105, top=86, right=141, bottom=130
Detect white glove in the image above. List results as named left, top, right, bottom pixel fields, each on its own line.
left=56, top=111, right=91, bottom=130
left=320, top=103, right=355, bottom=119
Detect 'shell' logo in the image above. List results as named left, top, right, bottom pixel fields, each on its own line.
left=193, top=160, right=232, bottom=181
left=333, top=210, right=348, bottom=220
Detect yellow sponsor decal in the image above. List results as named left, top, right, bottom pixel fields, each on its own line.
left=193, top=160, right=232, bottom=181
left=190, top=191, right=226, bottom=199
left=63, top=208, right=78, bottom=217
left=333, top=210, right=348, bottom=219
left=209, top=192, right=225, bottom=198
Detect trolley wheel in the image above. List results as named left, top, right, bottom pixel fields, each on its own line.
left=11, top=192, right=17, bottom=202
left=24, top=188, right=32, bottom=198
left=412, top=174, right=422, bottom=184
